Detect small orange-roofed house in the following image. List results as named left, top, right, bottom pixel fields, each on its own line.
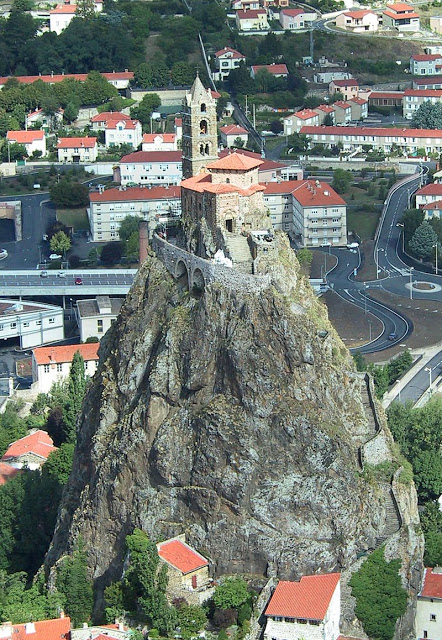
left=1, top=430, right=57, bottom=470
left=382, top=2, right=420, bottom=31
left=32, top=343, right=99, bottom=393
left=6, top=130, right=46, bottom=157
left=157, top=535, right=213, bottom=605
left=264, top=573, right=341, bottom=640
left=415, top=567, right=442, bottom=640
left=0, top=617, right=71, bottom=640
left=56, top=137, right=98, bottom=163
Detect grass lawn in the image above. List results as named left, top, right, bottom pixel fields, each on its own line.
left=343, top=180, right=388, bottom=240
left=57, top=208, right=90, bottom=231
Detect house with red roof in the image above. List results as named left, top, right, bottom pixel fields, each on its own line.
left=279, top=7, right=317, bottom=30
left=56, top=137, right=98, bottom=163
left=235, top=9, right=269, bottom=32
left=0, top=616, right=71, bottom=640
left=347, top=97, right=368, bottom=121
left=0, top=461, right=20, bottom=485
left=25, top=107, right=64, bottom=130
left=410, top=53, right=442, bottom=76
left=6, top=130, right=46, bottom=158
left=415, top=567, right=442, bottom=640
left=90, top=112, right=142, bottom=149
left=368, top=91, right=404, bottom=108
left=157, top=535, right=213, bottom=605
left=49, top=0, right=102, bottom=33
left=382, top=2, right=420, bottom=31
left=332, top=101, right=352, bottom=124
left=0, top=72, right=133, bottom=92
left=423, top=200, right=442, bottom=220
left=329, top=78, right=359, bottom=101
left=264, top=573, right=341, bottom=640
left=1, top=430, right=57, bottom=470
left=250, top=64, right=289, bottom=79
left=283, top=109, right=319, bottom=135
left=402, top=88, right=442, bottom=119
left=415, top=183, right=442, bottom=208
left=335, top=10, right=379, bottom=32
left=32, top=343, right=100, bottom=393
left=142, top=133, right=178, bottom=151
left=213, top=47, right=246, bottom=82
left=220, top=124, right=249, bottom=148
left=313, top=104, right=336, bottom=125
left=117, top=150, right=182, bottom=187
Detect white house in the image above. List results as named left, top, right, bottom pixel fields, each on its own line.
left=382, top=2, right=420, bottom=31
left=76, top=296, right=124, bottom=342
left=332, top=101, right=352, bottom=124
left=56, top=137, right=98, bottom=163
left=263, top=181, right=301, bottom=233
left=117, top=150, right=183, bottom=187
left=6, top=130, right=46, bottom=157
left=279, top=8, right=316, bottom=30
left=291, top=180, right=347, bottom=247
left=220, top=124, right=249, bottom=148
left=423, top=200, right=442, bottom=219
left=415, top=567, right=442, bottom=640
left=90, top=112, right=142, bottom=149
left=335, top=10, right=379, bottom=32
left=0, top=299, right=64, bottom=348
left=410, top=54, right=442, bottom=76
left=213, top=47, right=246, bottom=82
left=90, top=111, right=132, bottom=131
left=88, top=185, right=181, bottom=242
left=32, top=343, right=100, bottom=394
left=174, top=117, right=182, bottom=145
left=142, top=133, right=178, bottom=151
left=235, top=9, right=269, bottom=31
left=283, top=109, right=319, bottom=135
left=415, top=183, right=442, bottom=207
left=264, top=573, right=341, bottom=640
left=49, top=0, right=103, bottom=33
left=25, top=108, right=64, bottom=130
left=0, top=71, right=133, bottom=91
left=1, top=430, right=56, bottom=471
left=250, top=64, right=289, bottom=79
left=403, top=89, right=442, bottom=119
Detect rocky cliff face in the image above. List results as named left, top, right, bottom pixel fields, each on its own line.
left=45, top=236, right=422, bottom=628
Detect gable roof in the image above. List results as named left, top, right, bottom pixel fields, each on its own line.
left=315, top=104, right=335, bottom=113
left=387, top=1, right=416, bottom=9
left=343, top=9, right=375, bottom=18
left=416, top=183, right=442, bottom=195
left=423, top=199, right=442, bottom=208
left=263, top=180, right=304, bottom=194
left=265, top=573, right=341, bottom=621
left=0, top=462, right=20, bottom=485
left=333, top=101, right=351, bottom=109
left=120, top=150, right=182, bottom=163
left=420, top=568, right=442, bottom=599
left=33, top=343, right=99, bottom=366
left=237, top=8, right=267, bottom=17
left=56, top=137, right=97, bottom=149
left=348, top=97, right=367, bottom=105
left=411, top=54, right=442, bottom=62
left=7, top=130, right=44, bottom=143
left=368, top=91, right=404, bottom=99
left=0, top=617, right=71, bottom=640
left=220, top=124, right=248, bottom=135
left=50, top=4, right=76, bottom=13
left=293, top=109, right=318, bottom=120
left=280, top=8, right=304, bottom=16
left=0, top=72, right=134, bottom=87
left=403, top=88, right=442, bottom=97
left=330, top=78, right=358, bottom=87
left=105, top=119, right=139, bottom=130
left=207, top=152, right=262, bottom=171
left=158, top=539, right=209, bottom=574
left=383, top=7, right=419, bottom=18
left=1, top=430, right=57, bottom=462
left=300, top=124, right=442, bottom=139
left=90, top=185, right=181, bottom=202
left=215, top=46, right=245, bottom=59
left=251, top=64, right=289, bottom=76
left=142, top=133, right=177, bottom=143
left=91, top=111, right=132, bottom=123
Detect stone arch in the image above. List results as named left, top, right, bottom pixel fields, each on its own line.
left=201, top=103, right=206, bottom=112
left=199, top=119, right=208, bottom=135
left=175, top=259, right=190, bottom=289
left=191, top=267, right=205, bottom=296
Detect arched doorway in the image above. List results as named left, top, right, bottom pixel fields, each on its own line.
left=175, top=259, right=189, bottom=289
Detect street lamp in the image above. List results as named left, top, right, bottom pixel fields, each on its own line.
left=368, top=318, right=372, bottom=342
left=409, top=266, right=414, bottom=300
left=396, top=380, right=401, bottom=402
left=424, top=366, right=432, bottom=388
left=376, top=248, right=384, bottom=279
left=397, top=222, right=404, bottom=254
left=433, top=242, right=439, bottom=275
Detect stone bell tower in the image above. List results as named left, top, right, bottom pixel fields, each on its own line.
left=182, top=74, right=218, bottom=179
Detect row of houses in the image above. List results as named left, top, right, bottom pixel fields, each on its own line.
left=283, top=98, right=367, bottom=133
left=336, top=3, right=420, bottom=33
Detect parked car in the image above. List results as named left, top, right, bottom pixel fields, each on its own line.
left=75, top=277, right=83, bottom=285
left=57, top=272, right=66, bottom=278
left=0, top=249, right=8, bottom=259
left=49, top=254, right=62, bottom=260
left=388, top=332, right=398, bottom=341
left=40, top=270, right=49, bottom=278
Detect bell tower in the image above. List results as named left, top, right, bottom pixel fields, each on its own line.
left=182, top=75, right=218, bottom=179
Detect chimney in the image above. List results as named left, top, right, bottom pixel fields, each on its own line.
left=139, top=219, right=149, bottom=263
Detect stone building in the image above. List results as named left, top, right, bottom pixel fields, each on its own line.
left=182, top=75, right=218, bottom=179
left=157, top=535, right=213, bottom=605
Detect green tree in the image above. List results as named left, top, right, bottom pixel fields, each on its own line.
left=49, top=178, right=89, bottom=207
left=323, top=113, right=334, bottom=126
left=56, top=543, right=93, bottom=627
left=62, top=351, right=86, bottom=443
left=76, top=0, right=95, bottom=19
left=130, top=93, right=161, bottom=128
left=409, top=221, right=438, bottom=259
left=63, top=101, right=79, bottom=124
left=287, top=132, right=310, bottom=154
left=413, top=450, right=442, bottom=501
left=411, top=101, right=442, bottom=129
left=420, top=501, right=442, bottom=566
left=177, top=604, right=207, bottom=639
left=401, top=208, right=425, bottom=249
left=118, top=215, right=140, bottom=242
left=296, top=247, right=313, bottom=273
left=332, top=168, right=352, bottom=194
left=50, top=230, right=71, bottom=256
left=171, top=61, right=195, bottom=86
left=104, top=581, right=126, bottom=623
left=0, top=570, right=64, bottom=623
left=101, top=241, right=123, bottom=265
left=1, top=142, right=26, bottom=162
left=349, top=547, right=407, bottom=640
left=214, top=577, right=249, bottom=610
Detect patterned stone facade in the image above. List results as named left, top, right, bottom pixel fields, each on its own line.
left=182, top=76, right=218, bottom=179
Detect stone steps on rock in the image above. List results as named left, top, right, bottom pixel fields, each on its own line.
left=225, top=235, right=253, bottom=273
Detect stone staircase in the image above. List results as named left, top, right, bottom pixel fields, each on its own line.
left=360, top=378, right=377, bottom=438
left=225, top=234, right=253, bottom=274
left=375, top=485, right=401, bottom=547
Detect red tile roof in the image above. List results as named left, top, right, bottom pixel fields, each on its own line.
left=420, top=568, right=442, bottom=599
left=348, top=97, right=367, bottom=105
left=121, top=150, right=182, bottom=163
left=315, top=104, right=335, bottom=113
left=300, top=124, right=442, bottom=138
left=289, top=180, right=345, bottom=206
left=383, top=8, right=419, bottom=18
left=7, top=130, right=44, bottom=142
left=343, top=9, right=374, bottom=17
left=251, top=64, right=289, bottom=76
left=181, top=172, right=265, bottom=196
left=0, top=72, right=133, bottom=86
left=368, top=91, right=404, bottom=99
left=0, top=462, right=20, bottom=485
left=416, top=183, right=442, bottom=195
left=404, top=88, right=442, bottom=97
left=293, top=109, right=319, bottom=120
left=105, top=119, right=139, bottom=130
left=158, top=539, right=209, bottom=573
left=50, top=4, right=76, bottom=13
left=412, top=54, right=442, bottom=62
left=218, top=148, right=289, bottom=172
left=220, top=124, right=248, bottom=135
left=90, top=185, right=181, bottom=202
left=333, top=101, right=351, bottom=109
left=423, top=199, right=442, bottom=208
left=237, top=8, right=267, bottom=17
left=387, top=1, right=416, bottom=9
left=0, top=617, right=71, bottom=640
left=33, top=343, right=99, bottom=365
left=207, top=152, right=262, bottom=171
left=215, top=46, right=245, bottom=59
left=330, top=78, right=358, bottom=87
left=56, top=136, right=97, bottom=149
left=91, top=111, right=132, bottom=122
left=414, top=76, right=442, bottom=86
left=1, top=430, right=57, bottom=462
left=280, top=8, right=304, bottom=16
left=265, top=573, right=340, bottom=621
left=263, top=180, right=303, bottom=194
left=142, top=133, right=177, bottom=143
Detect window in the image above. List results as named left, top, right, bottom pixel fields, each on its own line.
left=430, top=615, right=436, bottom=622
left=57, top=363, right=62, bottom=372
left=36, top=320, right=41, bottom=326
left=423, top=632, right=428, bottom=638
left=49, top=318, right=55, bottom=324
left=44, top=364, right=50, bottom=373
left=0, top=325, right=3, bottom=331
left=97, top=319, right=104, bottom=334
left=23, top=322, right=29, bottom=327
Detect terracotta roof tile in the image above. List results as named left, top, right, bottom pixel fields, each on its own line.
left=283, top=179, right=346, bottom=206
left=404, top=88, right=442, bottom=97
left=91, top=111, right=132, bottom=122
left=263, top=180, right=304, bottom=194
left=423, top=199, right=442, bottom=208
left=90, top=186, right=181, bottom=202
left=158, top=539, right=208, bottom=573
left=237, top=8, right=266, bottom=17
left=416, top=183, right=442, bottom=195
left=142, top=133, right=177, bottom=143
left=368, top=91, right=404, bottom=99
left=33, top=343, right=99, bottom=365
left=265, top=573, right=340, bottom=620
left=206, top=152, right=262, bottom=171
left=121, top=150, right=182, bottom=163
left=420, top=568, right=442, bottom=599
left=215, top=46, right=245, bottom=59
left=412, top=54, right=442, bottom=61
left=343, top=9, right=374, bottom=17
left=220, top=124, right=248, bottom=134
left=0, top=462, right=21, bottom=485
left=56, top=137, right=97, bottom=149
left=383, top=8, right=419, bottom=18
left=330, top=78, right=358, bottom=87
left=1, top=430, right=57, bottom=462
left=300, top=124, right=442, bottom=138
left=0, top=72, right=133, bottom=86
left=280, top=8, right=304, bottom=16
left=251, top=64, right=289, bottom=75
left=50, top=4, right=76, bottom=13
left=7, top=130, right=44, bottom=142
left=0, top=617, right=71, bottom=640
left=294, top=109, right=319, bottom=120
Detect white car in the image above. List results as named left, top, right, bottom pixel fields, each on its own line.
left=49, top=254, right=62, bottom=260
left=0, top=249, right=7, bottom=259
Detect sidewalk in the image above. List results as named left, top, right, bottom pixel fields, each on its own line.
left=382, top=339, right=442, bottom=409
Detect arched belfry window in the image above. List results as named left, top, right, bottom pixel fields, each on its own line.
left=200, top=119, right=207, bottom=135
left=201, top=103, right=206, bottom=112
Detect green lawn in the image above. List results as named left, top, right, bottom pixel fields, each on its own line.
left=57, top=208, right=90, bottom=231
left=343, top=180, right=388, bottom=240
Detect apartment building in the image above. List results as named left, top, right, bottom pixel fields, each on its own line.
left=0, top=299, right=64, bottom=348
left=410, top=53, right=442, bottom=75
left=402, top=88, right=442, bottom=119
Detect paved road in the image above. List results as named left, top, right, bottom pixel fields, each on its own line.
left=0, top=270, right=136, bottom=296
left=397, top=350, right=442, bottom=404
